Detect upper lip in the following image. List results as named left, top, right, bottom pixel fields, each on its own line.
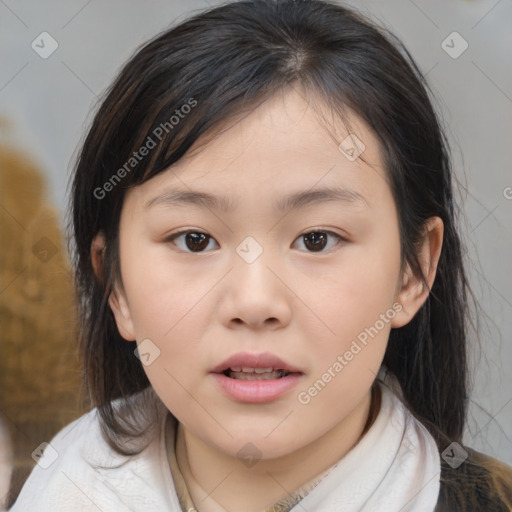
left=211, top=351, right=303, bottom=374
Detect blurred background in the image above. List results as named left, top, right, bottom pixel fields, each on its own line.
left=0, top=0, right=511, bottom=507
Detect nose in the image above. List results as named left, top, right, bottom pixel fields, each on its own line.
left=219, top=240, right=292, bottom=330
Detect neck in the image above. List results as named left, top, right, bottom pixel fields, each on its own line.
left=175, top=385, right=380, bottom=512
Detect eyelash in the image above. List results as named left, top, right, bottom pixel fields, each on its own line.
left=164, top=229, right=346, bottom=254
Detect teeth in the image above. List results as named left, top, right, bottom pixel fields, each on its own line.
left=230, top=366, right=276, bottom=373
left=224, top=366, right=295, bottom=380
left=228, top=370, right=287, bottom=380
left=254, top=367, right=274, bottom=374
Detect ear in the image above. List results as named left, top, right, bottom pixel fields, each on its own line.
left=91, top=231, right=106, bottom=280
left=108, top=284, right=137, bottom=342
left=391, top=217, right=444, bottom=328
left=91, top=232, right=136, bottom=341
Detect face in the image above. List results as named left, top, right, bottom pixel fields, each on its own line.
left=108, top=87, right=418, bottom=463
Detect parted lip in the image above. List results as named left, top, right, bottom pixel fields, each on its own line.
left=211, top=351, right=303, bottom=374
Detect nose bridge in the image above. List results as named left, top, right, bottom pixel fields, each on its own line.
left=231, top=234, right=278, bottom=294
left=235, top=235, right=266, bottom=267
left=222, top=234, right=291, bottom=327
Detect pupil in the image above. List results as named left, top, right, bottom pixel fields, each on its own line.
left=304, top=232, right=327, bottom=251
left=186, top=232, right=209, bottom=252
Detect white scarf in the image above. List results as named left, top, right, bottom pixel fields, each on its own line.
left=287, top=374, right=441, bottom=511
left=9, top=375, right=440, bottom=512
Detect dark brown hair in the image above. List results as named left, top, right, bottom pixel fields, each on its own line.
left=70, top=0, right=473, bottom=460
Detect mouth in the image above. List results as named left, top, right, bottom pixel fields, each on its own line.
left=222, top=367, right=299, bottom=380
left=211, top=351, right=304, bottom=379
left=210, top=352, right=304, bottom=402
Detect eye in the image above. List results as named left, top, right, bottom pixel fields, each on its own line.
left=293, top=230, right=345, bottom=253
left=166, top=230, right=219, bottom=253
left=165, top=229, right=345, bottom=254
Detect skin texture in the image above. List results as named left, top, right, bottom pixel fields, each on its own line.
left=95, top=87, right=443, bottom=512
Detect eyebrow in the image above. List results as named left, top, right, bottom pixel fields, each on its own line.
left=144, top=186, right=368, bottom=212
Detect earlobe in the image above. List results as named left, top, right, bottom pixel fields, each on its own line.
left=391, top=217, right=444, bottom=328
left=108, top=286, right=137, bottom=342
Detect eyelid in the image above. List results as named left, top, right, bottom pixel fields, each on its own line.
left=165, top=228, right=208, bottom=238
left=164, top=228, right=218, bottom=247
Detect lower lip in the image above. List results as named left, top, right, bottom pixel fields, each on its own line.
left=211, top=373, right=303, bottom=403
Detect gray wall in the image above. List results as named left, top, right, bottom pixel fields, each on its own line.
left=1, top=0, right=511, bottom=463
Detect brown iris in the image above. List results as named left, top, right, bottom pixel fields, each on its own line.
left=302, top=232, right=328, bottom=252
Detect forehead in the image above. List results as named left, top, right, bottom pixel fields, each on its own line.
left=125, top=88, right=389, bottom=211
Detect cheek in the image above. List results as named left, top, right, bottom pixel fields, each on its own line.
left=297, top=267, right=394, bottom=422
left=127, top=284, right=207, bottom=422
left=120, top=241, right=209, bottom=337
left=119, top=252, right=213, bottom=411
left=318, top=244, right=400, bottom=338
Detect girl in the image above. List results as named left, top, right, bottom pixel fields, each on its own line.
left=10, top=0, right=512, bottom=510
